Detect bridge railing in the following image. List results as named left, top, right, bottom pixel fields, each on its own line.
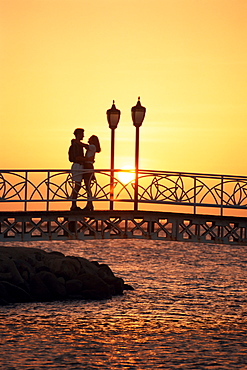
left=1, top=169, right=247, bottom=216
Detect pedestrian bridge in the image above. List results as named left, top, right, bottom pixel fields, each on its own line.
left=1, top=169, right=247, bottom=244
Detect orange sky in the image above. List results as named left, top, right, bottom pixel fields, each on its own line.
left=1, top=0, right=247, bottom=176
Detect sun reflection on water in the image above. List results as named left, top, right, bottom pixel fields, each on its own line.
left=1, top=303, right=246, bottom=369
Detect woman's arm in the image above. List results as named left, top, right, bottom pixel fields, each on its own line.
left=81, top=143, right=89, bottom=149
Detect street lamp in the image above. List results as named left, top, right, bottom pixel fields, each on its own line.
left=106, top=100, right=121, bottom=210
left=131, top=97, right=146, bottom=211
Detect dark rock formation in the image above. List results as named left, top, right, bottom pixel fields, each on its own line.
left=0, top=246, right=133, bottom=305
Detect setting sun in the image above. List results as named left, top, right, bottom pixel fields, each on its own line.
left=117, top=166, right=135, bottom=184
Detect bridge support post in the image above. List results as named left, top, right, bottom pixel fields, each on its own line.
left=134, top=125, right=140, bottom=211
left=110, top=128, right=115, bottom=211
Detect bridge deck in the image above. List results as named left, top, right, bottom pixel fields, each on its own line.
left=1, top=210, right=247, bottom=245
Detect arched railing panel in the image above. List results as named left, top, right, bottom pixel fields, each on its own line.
left=1, top=169, right=247, bottom=215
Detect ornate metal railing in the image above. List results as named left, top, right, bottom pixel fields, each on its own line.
left=1, top=169, right=247, bottom=215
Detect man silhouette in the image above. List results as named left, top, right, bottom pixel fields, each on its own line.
left=68, top=128, right=85, bottom=210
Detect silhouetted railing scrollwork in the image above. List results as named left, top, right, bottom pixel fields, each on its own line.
left=1, top=169, right=247, bottom=215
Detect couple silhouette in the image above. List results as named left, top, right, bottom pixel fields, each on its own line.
left=69, top=128, right=101, bottom=211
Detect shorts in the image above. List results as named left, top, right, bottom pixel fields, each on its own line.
left=71, top=163, right=84, bottom=183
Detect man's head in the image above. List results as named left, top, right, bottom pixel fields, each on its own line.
left=73, top=128, right=84, bottom=140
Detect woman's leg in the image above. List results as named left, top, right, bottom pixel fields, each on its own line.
left=83, top=166, right=94, bottom=210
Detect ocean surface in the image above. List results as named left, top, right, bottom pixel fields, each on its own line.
left=0, top=239, right=247, bottom=369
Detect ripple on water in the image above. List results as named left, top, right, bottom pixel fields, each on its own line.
left=0, top=240, right=247, bottom=369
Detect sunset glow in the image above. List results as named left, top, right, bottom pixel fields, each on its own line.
left=117, top=166, right=135, bottom=185
left=1, top=0, right=247, bottom=176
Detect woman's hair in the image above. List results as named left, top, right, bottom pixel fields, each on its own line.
left=89, top=135, right=101, bottom=153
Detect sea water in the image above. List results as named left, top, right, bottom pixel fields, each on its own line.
left=0, top=239, right=247, bottom=369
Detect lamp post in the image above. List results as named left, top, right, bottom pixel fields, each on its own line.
left=131, top=97, right=146, bottom=211
left=106, top=100, right=121, bottom=210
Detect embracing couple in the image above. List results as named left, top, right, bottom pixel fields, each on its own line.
left=68, top=128, right=101, bottom=211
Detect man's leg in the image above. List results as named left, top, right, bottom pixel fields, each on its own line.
left=71, top=181, right=81, bottom=210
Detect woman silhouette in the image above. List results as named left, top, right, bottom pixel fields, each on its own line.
left=82, top=135, right=101, bottom=211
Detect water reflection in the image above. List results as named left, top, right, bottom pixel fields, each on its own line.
left=1, top=240, right=247, bottom=369
left=1, top=301, right=246, bottom=369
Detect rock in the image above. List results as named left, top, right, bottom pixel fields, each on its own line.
left=77, top=273, right=112, bottom=299
left=0, top=256, right=24, bottom=286
left=81, top=289, right=109, bottom=301
left=123, top=283, right=134, bottom=291
left=48, top=251, right=65, bottom=258
left=57, top=276, right=66, bottom=285
left=44, top=256, right=82, bottom=280
left=0, top=245, right=131, bottom=305
left=29, top=274, right=52, bottom=302
left=13, top=259, right=34, bottom=282
left=0, top=282, right=8, bottom=304
left=0, top=281, right=31, bottom=303
left=97, top=264, right=115, bottom=279
left=35, top=265, right=51, bottom=273
left=36, top=271, right=67, bottom=299
left=111, top=277, right=124, bottom=295
left=76, top=257, right=99, bottom=275
left=97, top=264, right=125, bottom=295
left=0, top=272, right=12, bottom=280
left=0, top=298, right=8, bottom=305
left=66, top=279, right=83, bottom=297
